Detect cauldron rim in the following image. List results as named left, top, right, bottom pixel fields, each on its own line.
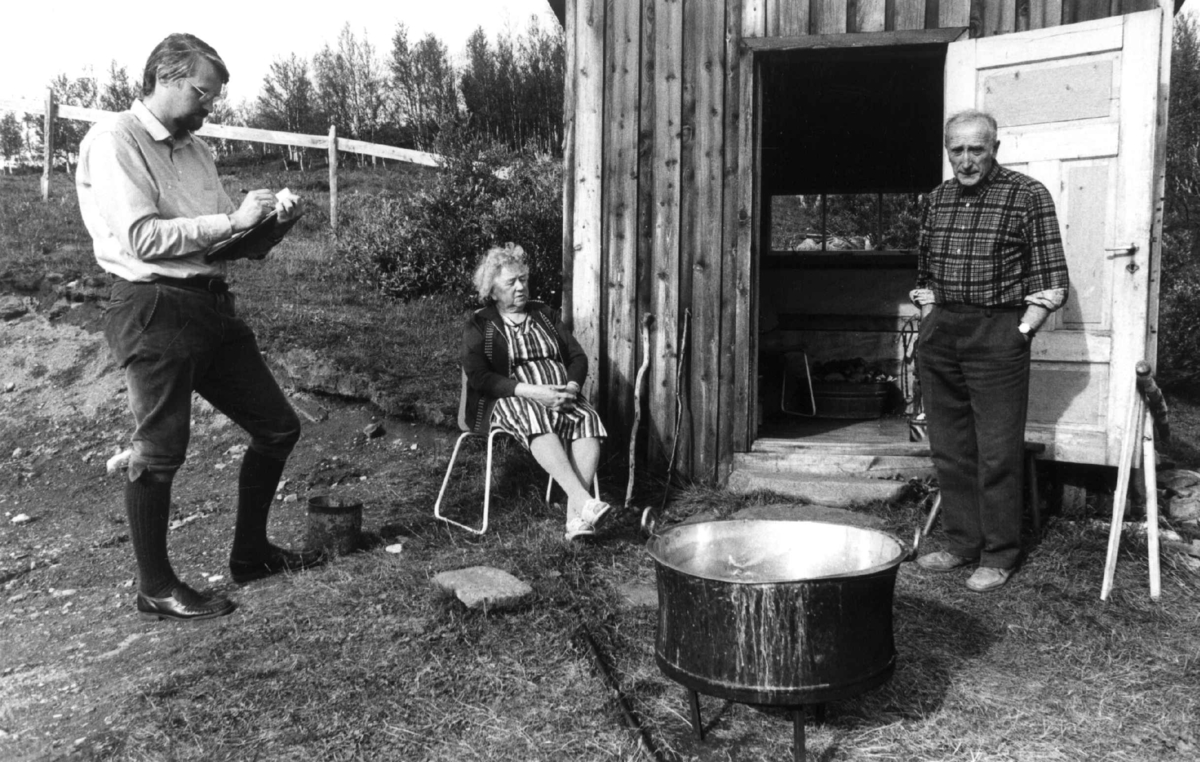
left=645, top=519, right=907, bottom=584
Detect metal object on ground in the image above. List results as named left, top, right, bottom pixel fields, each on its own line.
left=306, top=496, right=362, bottom=555
left=647, top=520, right=906, bottom=761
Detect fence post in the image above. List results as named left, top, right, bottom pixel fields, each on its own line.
left=41, top=89, right=56, bottom=202
left=328, top=125, right=338, bottom=232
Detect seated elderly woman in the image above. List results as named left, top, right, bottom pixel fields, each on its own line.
left=462, top=243, right=612, bottom=540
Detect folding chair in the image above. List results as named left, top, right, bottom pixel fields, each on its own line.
left=434, top=370, right=599, bottom=534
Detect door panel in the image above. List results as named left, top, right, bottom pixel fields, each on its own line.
left=944, top=9, right=1165, bottom=465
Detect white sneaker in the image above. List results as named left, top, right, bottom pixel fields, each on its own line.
left=580, top=498, right=612, bottom=528
left=564, top=516, right=596, bottom=541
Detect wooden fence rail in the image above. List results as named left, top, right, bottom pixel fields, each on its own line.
left=1, top=92, right=442, bottom=230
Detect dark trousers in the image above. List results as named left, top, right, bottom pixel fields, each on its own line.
left=103, top=280, right=300, bottom=482
left=917, top=304, right=1030, bottom=569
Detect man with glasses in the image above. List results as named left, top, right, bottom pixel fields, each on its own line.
left=77, top=33, right=322, bottom=622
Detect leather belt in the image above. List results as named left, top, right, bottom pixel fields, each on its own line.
left=147, top=276, right=229, bottom=294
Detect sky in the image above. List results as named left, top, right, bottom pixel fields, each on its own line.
left=0, top=0, right=559, bottom=105
left=1, top=0, right=1196, bottom=107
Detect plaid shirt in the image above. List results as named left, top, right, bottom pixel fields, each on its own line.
left=917, top=163, right=1069, bottom=307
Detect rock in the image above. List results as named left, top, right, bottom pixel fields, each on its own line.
left=385, top=543, right=404, bottom=554
left=11, top=447, right=24, bottom=458
left=273, top=348, right=372, bottom=399
left=432, top=566, right=533, bottom=611
left=224, top=444, right=248, bottom=458
left=1168, top=494, right=1200, bottom=522
left=1, top=295, right=28, bottom=321
left=11, top=514, right=32, bottom=525
left=617, top=582, right=658, bottom=609
left=1159, top=469, right=1200, bottom=492
left=363, top=421, right=386, bottom=439
left=3, top=382, right=14, bottom=392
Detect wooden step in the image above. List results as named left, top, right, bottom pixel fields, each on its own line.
left=726, top=469, right=912, bottom=508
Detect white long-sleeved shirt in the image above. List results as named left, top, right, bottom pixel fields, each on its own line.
left=76, top=99, right=235, bottom=282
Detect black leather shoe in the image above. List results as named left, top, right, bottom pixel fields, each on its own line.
left=136, top=584, right=237, bottom=622
left=230, top=544, right=325, bottom=584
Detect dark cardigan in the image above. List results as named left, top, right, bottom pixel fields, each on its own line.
left=460, top=301, right=589, bottom=435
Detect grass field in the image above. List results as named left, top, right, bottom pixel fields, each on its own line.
left=2, top=165, right=1199, bottom=762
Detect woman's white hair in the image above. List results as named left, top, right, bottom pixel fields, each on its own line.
left=473, top=242, right=529, bottom=303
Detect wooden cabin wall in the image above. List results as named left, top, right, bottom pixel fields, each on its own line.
left=561, top=0, right=1159, bottom=482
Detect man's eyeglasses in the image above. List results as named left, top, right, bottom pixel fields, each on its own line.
left=186, top=81, right=224, bottom=104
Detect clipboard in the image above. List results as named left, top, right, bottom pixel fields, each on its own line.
left=204, top=211, right=279, bottom=263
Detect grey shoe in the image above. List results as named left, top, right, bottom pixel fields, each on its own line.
left=916, top=550, right=975, bottom=572
left=966, top=566, right=1013, bottom=592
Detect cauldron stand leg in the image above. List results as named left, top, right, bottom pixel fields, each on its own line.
left=793, top=708, right=806, bottom=762
left=687, top=689, right=704, bottom=740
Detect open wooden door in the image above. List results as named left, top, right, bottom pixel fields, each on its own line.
left=944, top=8, right=1171, bottom=466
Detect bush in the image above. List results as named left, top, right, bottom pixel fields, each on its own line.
left=334, top=134, right=564, bottom=306
left=1158, top=227, right=1200, bottom=384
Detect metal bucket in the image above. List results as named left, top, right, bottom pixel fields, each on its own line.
left=647, top=519, right=906, bottom=706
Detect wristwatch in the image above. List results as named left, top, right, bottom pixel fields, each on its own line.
left=1018, top=322, right=1033, bottom=337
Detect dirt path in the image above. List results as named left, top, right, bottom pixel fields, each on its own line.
left=0, top=307, right=450, bottom=760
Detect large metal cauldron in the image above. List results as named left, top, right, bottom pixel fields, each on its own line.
left=646, top=520, right=906, bottom=758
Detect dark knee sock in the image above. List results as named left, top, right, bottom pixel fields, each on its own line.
left=125, top=476, right=177, bottom=597
left=231, top=448, right=287, bottom=560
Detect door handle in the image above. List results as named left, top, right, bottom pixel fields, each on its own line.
left=1105, top=243, right=1138, bottom=259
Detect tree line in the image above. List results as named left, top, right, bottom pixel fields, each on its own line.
left=0, top=18, right=564, bottom=171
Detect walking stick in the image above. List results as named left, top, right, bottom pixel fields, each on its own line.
left=660, top=309, right=691, bottom=514
left=626, top=315, right=654, bottom=512
left=1136, top=362, right=1165, bottom=601
left=1142, top=405, right=1161, bottom=600
left=1100, top=378, right=1142, bottom=601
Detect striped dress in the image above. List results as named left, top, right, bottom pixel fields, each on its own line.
left=490, top=315, right=607, bottom=449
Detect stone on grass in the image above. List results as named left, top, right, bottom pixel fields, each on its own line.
left=617, top=582, right=658, bottom=609
left=432, top=566, right=532, bottom=611
left=363, top=422, right=386, bottom=438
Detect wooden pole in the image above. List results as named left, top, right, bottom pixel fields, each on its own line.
left=626, top=315, right=654, bottom=512
left=328, top=125, right=339, bottom=231
left=41, top=89, right=56, bottom=202
left=1101, top=384, right=1143, bottom=601
left=1142, top=406, right=1161, bottom=601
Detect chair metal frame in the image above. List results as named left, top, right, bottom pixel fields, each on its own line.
left=434, top=370, right=599, bottom=534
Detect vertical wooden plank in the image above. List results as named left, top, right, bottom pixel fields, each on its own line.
left=981, top=0, right=1017, bottom=36
left=1064, top=0, right=1113, bottom=24
left=1028, top=0, right=1047, bottom=28
left=857, top=0, right=887, bottom=31
left=649, top=0, right=685, bottom=467
left=572, top=0, right=606, bottom=401
left=940, top=0, right=971, bottom=27
left=41, top=90, right=56, bottom=202
left=603, top=0, right=642, bottom=437
left=1108, top=9, right=1161, bottom=464
left=1145, top=2, right=1174, bottom=371
left=720, top=0, right=744, bottom=477
left=732, top=0, right=766, bottom=458
left=562, top=0, right=578, bottom=324
left=637, top=0, right=657, bottom=330
left=894, top=0, right=928, bottom=30
left=683, top=0, right=726, bottom=480
left=815, top=0, right=849, bottom=33
left=779, top=0, right=812, bottom=34
left=328, top=126, right=339, bottom=230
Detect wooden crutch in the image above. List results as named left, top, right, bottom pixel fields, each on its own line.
left=1100, top=376, right=1143, bottom=601
left=1101, top=362, right=1166, bottom=601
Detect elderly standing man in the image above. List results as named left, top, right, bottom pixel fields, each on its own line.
left=910, top=109, right=1069, bottom=592
left=76, top=33, right=323, bottom=622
